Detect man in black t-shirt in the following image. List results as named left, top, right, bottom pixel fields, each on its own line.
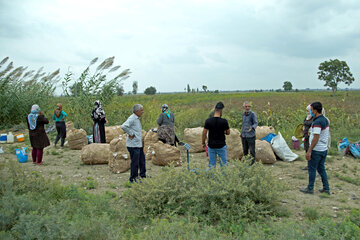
left=202, top=102, right=230, bottom=169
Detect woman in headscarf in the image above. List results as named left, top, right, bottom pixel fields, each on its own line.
left=52, top=103, right=67, bottom=147
left=156, top=104, right=179, bottom=145
left=302, top=105, right=314, bottom=170
left=26, top=104, right=50, bottom=165
left=91, top=100, right=108, bottom=143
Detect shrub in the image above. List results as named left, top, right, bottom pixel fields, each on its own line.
left=122, top=161, right=283, bottom=224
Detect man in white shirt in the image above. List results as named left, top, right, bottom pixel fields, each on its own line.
left=121, top=104, right=146, bottom=183
left=300, top=102, right=330, bottom=195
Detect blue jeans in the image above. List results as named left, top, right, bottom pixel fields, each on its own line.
left=127, top=147, right=146, bottom=182
left=208, top=145, right=228, bottom=169
left=307, top=150, right=330, bottom=191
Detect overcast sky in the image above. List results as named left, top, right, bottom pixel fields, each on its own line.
left=1, top=0, right=359, bottom=93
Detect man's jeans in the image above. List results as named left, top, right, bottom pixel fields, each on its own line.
left=127, top=147, right=146, bottom=182
left=208, top=145, right=228, bottom=169
left=307, top=150, right=330, bottom=191
left=241, top=136, right=256, bottom=165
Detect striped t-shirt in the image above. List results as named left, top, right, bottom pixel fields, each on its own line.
left=309, top=115, right=330, bottom=152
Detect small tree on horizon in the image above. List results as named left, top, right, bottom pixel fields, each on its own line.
left=187, top=84, right=191, bottom=93
left=144, top=86, right=157, bottom=95
left=318, top=59, right=355, bottom=96
left=283, top=81, right=293, bottom=91
left=202, top=85, right=207, bottom=92
left=132, top=81, right=138, bottom=95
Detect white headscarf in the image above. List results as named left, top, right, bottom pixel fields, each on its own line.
left=28, top=104, right=40, bottom=130
left=306, top=105, right=312, bottom=120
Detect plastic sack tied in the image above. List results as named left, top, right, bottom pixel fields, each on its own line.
left=270, top=132, right=298, bottom=162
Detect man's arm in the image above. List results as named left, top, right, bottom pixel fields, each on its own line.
left=202, top=128, right=208, bottom=149
left=121, top=116, right=134, bottom=137
left=252, top=113, right=258, bottom=130
left=305, top=134, right=320, bottom=161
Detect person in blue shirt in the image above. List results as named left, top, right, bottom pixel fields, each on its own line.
left=52, top=103, right=67, bottom=148
left=241, top=101, right=258, bottom=165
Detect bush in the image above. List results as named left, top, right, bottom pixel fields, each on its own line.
left=122, top=161, right=283, bottom=224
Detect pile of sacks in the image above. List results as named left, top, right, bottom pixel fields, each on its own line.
left=183, top=126, right=297, bottom=164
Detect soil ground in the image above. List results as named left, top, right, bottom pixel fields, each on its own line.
left=1, top=130, right=359, bottom=220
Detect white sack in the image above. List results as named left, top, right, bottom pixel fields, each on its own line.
left=271, top=132, right=298, bottom=162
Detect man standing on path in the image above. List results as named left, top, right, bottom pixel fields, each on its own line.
left=202, top=102, right=230, bottom=169
left=300, top=102, right=330, bottom=194
left=241, top=101, right=258, bottom=165
left=121, top=104, right=146, bottom=183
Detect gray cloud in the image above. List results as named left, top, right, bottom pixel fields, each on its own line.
left=0, top=0, right=359, bottom=93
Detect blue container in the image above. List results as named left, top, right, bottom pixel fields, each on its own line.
left=16, top=147, right=28, bottom=163
left=0, top=134, right=7, bottom=143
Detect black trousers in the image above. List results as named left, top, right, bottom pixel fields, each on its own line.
left=55, top=121, right=66, bottom=147
left=127, top=147, right=146, bottom=182
left=241, top=136, right=256, bottom=165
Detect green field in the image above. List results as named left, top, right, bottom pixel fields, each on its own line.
left=1, top=91, right=360, bottom=239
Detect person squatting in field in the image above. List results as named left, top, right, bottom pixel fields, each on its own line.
left=300, top=101, right=330, bottom=195
left=202, top=102, right=230, bottom=169
left=241, top=101, right=258, bottom=165
left=157, top=104, right=180, bottom=146
left=91, top=100, right=108, bottom=143
left=121, top=104, right=147, bottom=183
left=27, top=104, right=50, bottom=165
left=52, top=103, right=67, bottom=148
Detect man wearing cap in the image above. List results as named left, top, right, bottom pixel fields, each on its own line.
left=241, top=101, right=258, bottom=165
left=202, top=102, right=230, bottom=168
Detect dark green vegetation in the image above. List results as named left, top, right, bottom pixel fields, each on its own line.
left=1, top=161, right=360, bottom=240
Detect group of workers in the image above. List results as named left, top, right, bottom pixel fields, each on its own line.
left=26, top=100, right=331, bottom=194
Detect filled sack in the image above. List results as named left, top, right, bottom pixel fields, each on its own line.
left=108, top=151, right=131, bottom=173
left=68, top=128, right=88, bottom=150
left=255, top=140, right=276, bottom=164
left=151, top=142, right=182, bottom=166
left=184, top=127, right=204, bottom=153
left=105, top=125, right=124, bottom=143
left=227, top=128, right=243, bottom=160
left=81, top=143, right=110, bottom=164
left=256, top=126, right=275, bottom=140
left=271, top=132, right=298, bottom=162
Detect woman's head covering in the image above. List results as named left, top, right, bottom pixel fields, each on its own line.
left=306, top=104, right=312, bottom=120
left=92, top=100, right=105, bottom=120
left=54, top=103, right=62, bottom=118
left=161, top=104, right=169, bottom=113
left=28, top=104, right=40, bottom=130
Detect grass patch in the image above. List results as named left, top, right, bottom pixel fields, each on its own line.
left=303, top=207, right=319, bottom=221
left=81, top=177, right=97, bottom=190
left=334, top=173, right=360, bottom=186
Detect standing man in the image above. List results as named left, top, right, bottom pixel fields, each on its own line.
left=300, top=102, right=330, bottom=194
left=241, top=101, right=258, bottom=165
left=202, top=102, right=230, bottom=169
left=121, top=104, right=146, bottom=183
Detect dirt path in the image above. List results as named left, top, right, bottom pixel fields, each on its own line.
left=1, top=140, right=359, bottom=220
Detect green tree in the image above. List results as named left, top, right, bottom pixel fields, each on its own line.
left=132, top=81, right=138, bottom=95
left=116, top=85, right=124, bottom=96
left=283, top=81, right=293, bottom=91
left=187, top=84, right=191, bottom=93
left=202, top=85, right=207, bottom=92
left=318, top=59, right=355, bottom=96
left=144, top=86, right=157, bottom=95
